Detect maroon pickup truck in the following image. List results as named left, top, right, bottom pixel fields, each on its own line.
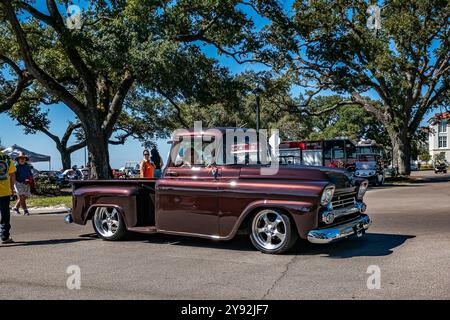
left=65, top=128, right=371, bottom=254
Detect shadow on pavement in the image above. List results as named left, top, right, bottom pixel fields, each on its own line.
left=79, top=232, right=256, bottom=251
left=142, top=233, right=256, bottom=252
left=76, top=231, right=415, bottom=257
left=294, top=233, right=415, bottom=258
left=370, top=173, right=450, bottom=190
left=370, top=183, right=423, bottom=190
left=0, top=238, right=95, bottom=248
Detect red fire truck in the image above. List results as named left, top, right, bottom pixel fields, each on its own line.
left=278, top=139, right=357, bottom=170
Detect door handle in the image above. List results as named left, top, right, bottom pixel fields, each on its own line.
left=167, top=171, right=179, bottom=177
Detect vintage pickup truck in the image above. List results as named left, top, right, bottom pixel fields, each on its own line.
left=65, top=128, right=371, bottom=254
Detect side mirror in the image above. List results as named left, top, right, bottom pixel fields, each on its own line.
left=174, top=159, right=184, bottom=167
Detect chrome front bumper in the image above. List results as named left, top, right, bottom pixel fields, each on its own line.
left=307, top=214, right=372, bottom=244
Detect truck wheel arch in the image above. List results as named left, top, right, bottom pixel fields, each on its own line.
left=85, top=204, right=128, bottom=228
left=230, top=200, right=316, bottom=240
left=241, top=206, right=299, bottom=233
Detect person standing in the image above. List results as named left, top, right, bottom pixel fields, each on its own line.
left=151, top=147, right=164, bottom=178
left=13, top=152, right=33, bottom=216
left=140, top=149, right=155, bottom=178
left=0, top=151, right=16, bottom=244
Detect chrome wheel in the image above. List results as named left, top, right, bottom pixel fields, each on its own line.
left=93, top=207, right=121, bottom=238
left=251, top=209, right=287, bottom=251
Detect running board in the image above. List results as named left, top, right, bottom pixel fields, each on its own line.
left=127, top=226, right=158, bottom=234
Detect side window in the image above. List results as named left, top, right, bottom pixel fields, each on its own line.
left=325, top=141, right=344, bottom=159
left=347, top=144, right=357, bottom=159
left=172, top=139, right=192, bottom=167
left=323, top=145, right=332, bottom=160
left=170, top=136, right=217, bottom=168
left=333, top=146, right=344, bottom=159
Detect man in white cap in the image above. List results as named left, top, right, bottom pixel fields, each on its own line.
left=0, top=150, right=16, bottom=244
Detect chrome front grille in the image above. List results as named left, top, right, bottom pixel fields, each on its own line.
left=332, top=192, right=356, bottom=210
left=320, top=191, right=361, bottom=227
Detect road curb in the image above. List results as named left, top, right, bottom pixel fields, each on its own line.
left=11, top=207, right=71, bottom=215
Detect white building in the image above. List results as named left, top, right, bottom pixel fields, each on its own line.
left=428, top=112, right=450, bottom=161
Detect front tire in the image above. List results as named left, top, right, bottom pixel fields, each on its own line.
left=249, top=209, right=298, bottom=254
left=92, top=207, right=127, bottom=241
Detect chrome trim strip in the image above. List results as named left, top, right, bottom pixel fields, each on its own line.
left=307, top=214, right=372, bottom=244
left=333, top=206, right=360, bottom=219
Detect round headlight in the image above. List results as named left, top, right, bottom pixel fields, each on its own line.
left=357, top=180, right=369, bottom=199
left=321, top=185, right=335, bottom=206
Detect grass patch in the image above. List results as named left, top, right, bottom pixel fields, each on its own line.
left=27, top=195, right=72, bottom=208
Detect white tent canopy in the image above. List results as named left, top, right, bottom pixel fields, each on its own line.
left=2, top=144, right=51, bottom=169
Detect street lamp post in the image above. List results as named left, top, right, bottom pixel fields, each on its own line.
left=255, top=93, right=260, bottom=133
left=254, top=88, right=262, bottom=164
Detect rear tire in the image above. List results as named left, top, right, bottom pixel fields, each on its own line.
left=249, top=209, right=298, bottom=254
left=92, top=207, right=127, bottom=241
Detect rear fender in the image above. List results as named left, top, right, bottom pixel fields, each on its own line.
left=72, top=184, right=147, bottom=227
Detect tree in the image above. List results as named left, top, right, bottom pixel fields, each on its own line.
left=260, top=0, right=450, bottom=174
left=419, top=152, right=431, bottom=162
left=0, top=0, right=259, bottom=178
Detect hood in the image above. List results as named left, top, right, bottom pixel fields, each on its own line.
left=239, top=165, right=355, bottom=189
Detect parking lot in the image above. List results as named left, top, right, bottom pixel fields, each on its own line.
left=1, top=171, right=449, bottom=299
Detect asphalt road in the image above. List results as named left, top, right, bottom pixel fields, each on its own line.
left=1, top=171, right=449, bottom=299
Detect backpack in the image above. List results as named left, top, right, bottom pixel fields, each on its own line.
left=0, top=154, right=11, bottom=181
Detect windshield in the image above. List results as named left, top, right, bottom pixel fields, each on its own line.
left=356, top=161, right=377, bottom=170
left=356, top=155, right=378, bottom=170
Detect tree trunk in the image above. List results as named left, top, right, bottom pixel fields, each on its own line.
left=59, top=147, right=72, bottom=170
left=389, top=129, right=411, bottom=176
left=82, top=117, right=112, bottom=179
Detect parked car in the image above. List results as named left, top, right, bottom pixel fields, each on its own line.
left=119, top=166, right=140, bottom=178
left=34, top=170, right=68, bottom=185
left=62, top=168, right=87, bottom=180
left=80, top=168, right=89, bottom=180
left=354, top=154, right=385, bottom=186
left=434, top=161, right=448, bottom=174
left=112, top=169, right=125, bottom=179
left=65, top=128, right=371, bottom=254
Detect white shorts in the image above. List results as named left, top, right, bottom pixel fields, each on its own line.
left=15, top=182, right=31, bottom=197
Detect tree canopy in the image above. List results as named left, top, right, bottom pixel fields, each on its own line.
left=258, top=0, right=449, bottom=174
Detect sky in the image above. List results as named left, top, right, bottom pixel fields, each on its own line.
left=0, top=0, right=439, bottom=170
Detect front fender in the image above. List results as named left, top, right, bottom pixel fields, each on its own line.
left=224, top=199, right=318, bottom=240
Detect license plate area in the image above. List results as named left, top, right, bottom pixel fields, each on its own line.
left=353, top=223, right=365, bottom=237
